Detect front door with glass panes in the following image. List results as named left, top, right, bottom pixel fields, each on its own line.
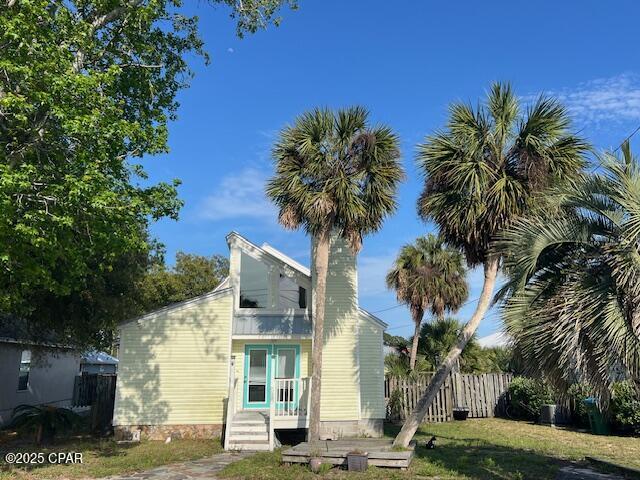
left=244, top=345, right=271, bottom=409
left=243, top=344, right=300, bottom=410
left=274, top=345, right=300, bottom=410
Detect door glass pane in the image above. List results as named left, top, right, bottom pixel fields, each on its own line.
left=248, top=348, right=267, bottom=403
left=249, top=349, right=267, bottom=380
left=249, top=385, right=266, bottom=402
left=277, top=349, right=295, bottom=378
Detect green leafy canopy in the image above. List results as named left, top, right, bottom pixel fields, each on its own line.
left=0, top=0, right=294, bottom=348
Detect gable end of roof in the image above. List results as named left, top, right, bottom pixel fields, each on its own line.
left=359, top=308, right=388, bottom=329
left=120, top=287, right=233, bottom=328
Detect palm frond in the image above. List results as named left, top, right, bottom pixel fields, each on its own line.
left=501, top=145, right=640, bottom=402
left=267, top=106, right=404, bottom=246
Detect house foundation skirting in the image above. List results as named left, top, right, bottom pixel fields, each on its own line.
left=319, top=418, right=384, bottom=440
left=114, top=424, right=223, bottom=441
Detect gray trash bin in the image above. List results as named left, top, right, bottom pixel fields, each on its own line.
left=540, top=404, right=557, bottom=425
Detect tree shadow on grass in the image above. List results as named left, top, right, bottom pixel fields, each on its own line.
left=411, top=439, right=569, bottom=480
left=382, top=423, right=598, bottom=480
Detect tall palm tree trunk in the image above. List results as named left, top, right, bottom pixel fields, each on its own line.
left=409, top=318, right=421, bottom=370
left=308, top=229, right=331, bottom=441
left=393, top=257, right=499, bottom=447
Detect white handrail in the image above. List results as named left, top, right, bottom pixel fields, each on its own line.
left=223, top=357, right=236, bottom=450
left=269, top=381, right=275, bottom=451
left=272, top=377, right=311, bottom=418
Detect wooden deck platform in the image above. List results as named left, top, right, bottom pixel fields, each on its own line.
left=282, top=439, right=415, bottom=469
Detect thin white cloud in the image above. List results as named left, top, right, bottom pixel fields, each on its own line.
left=227, top=47, right=234, bottom=53
left=197, top=167, right=277, bottom=222
left=545, top=73, right=640, bottom=125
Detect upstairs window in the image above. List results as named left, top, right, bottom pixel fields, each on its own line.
left=239, top=252, right=269, bottom=308
left=278, top=274, right=307, bottom=309
left=18, top=349, right=31, bottom=391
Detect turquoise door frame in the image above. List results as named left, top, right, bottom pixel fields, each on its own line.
left=242, top=344, right=300, bottom=410
left=243, top=344, right=271, bottom=409
left=274, top=345, right=301, bottom=410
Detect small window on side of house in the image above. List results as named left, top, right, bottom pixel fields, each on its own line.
left=18, top=349, right=31, bottom=391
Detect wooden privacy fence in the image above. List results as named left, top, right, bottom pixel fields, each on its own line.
left=385, top=372, right=513, bottom=422
left=72, top=374, right=117, bottom=432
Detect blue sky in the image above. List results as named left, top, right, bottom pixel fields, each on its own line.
left=142, top=0, right=640, bottom=339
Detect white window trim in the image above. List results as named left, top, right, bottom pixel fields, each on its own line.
left=17, top=349, right=31, bottom=392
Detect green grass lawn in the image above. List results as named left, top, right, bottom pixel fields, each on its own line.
left=0, top=434, right=223, bottom=480
left=219, top=419, right=640, bottom=480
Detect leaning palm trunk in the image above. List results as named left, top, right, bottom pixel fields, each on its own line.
left=409, top=313, right=422, bottom=370
left=393, top=258, right=499, bottom=447
left=308, top=229, right=330, bottom=441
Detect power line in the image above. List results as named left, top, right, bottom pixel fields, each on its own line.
left=613, top=125, right=640, bottom=153
left=589, top=124, right=640, bottom=173
left=371, top=295, right=480, bottom=315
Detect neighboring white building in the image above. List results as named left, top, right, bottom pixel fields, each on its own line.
left=81, top=351, right=118, bottom=375
left=0, top=331, right=81, bottom=427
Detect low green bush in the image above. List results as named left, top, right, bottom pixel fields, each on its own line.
left=507, top=377, right=553, bottom=420
left=610, top=381, right=640, bottom=433
left=567, top=383, right=591, bottom=427
left=10, top=404, right=81, bottom=444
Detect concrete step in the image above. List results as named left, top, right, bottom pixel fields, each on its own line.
left=228, top=432, right=269, bottom=441
left=227, top=441, right=271, bottom=451
left=232, top=417, right=268, bottom=425
left=229, top=423, right=268, bottom=433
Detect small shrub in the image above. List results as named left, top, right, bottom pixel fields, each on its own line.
left=387, top=388, right=404, bottom=422
left=610, top=381, right=640, bottom=433
left=507, top=377, right=552, bottom=420
left=10, top=404, right=80, bottom=444
left=567, top=383, right=591, bottom=427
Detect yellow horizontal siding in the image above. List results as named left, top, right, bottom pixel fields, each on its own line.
left=314, top=235, right=361, bottom=421
left=113, top=294, right=232, bottom=426
left=358, top=314, right=385, bottom=419
left=231, top=339, right=311, bottom=410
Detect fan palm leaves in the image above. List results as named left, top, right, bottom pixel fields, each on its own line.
left=498, top=141, right=640, bottom=403
left=11, top=404, right=80, bottom=444
left=386, top=234, right=468, bottom=369
left=266, top=106, right=403, bottom=440
left=394, top=82, right=589, bottom=447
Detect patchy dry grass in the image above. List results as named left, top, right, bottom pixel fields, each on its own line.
left=0, top=435, right=223, bottom=479
left=219, top=418, right=640, bottom=480
left=2, top=419, right=638, bottom=479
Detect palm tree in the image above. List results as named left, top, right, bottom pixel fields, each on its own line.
left=498, top=141, right=640, bottom=402
left=266, top=106, right=403, bottom=441
left=393, top=82, right=589, bottom=447
left=386, top=234, right=468, bottom=370
left=419, top=317, right=478, bottom=371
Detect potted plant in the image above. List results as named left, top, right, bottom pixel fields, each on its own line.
left=308, top=448, right=323, bottom=474
left=452, top=405, right=470, bottom=421
left=347, top=449, right=368, bottom=472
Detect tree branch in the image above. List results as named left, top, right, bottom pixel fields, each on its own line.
left=72, top=0, right=146, bottom=73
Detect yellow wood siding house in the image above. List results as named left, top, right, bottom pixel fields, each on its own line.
left=113, top=232, right=386, bottom=450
